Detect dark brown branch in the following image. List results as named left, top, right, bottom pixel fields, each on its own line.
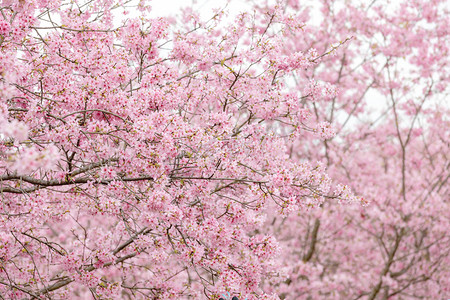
left=303, top=218, right=320, bottom=262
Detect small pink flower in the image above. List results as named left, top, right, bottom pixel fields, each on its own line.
left=198, top=61, right=213, bottom=71
left=0, top=20, right=11, bottom=36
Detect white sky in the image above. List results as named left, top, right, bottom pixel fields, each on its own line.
left=148, top=0, right=251, bottom=19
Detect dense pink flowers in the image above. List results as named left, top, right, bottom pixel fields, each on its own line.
left=0, top=0, right=448, bottom=299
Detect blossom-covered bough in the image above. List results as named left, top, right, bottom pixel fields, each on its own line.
left=0, top=0, right=359, bottom=299
left=1, top=0, right=448, bottom=299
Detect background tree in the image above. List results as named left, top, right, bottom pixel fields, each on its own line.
left=257, top=0, right=450, bottom=299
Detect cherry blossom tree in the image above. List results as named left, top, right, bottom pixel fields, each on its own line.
left=0, top=0, right=359, bottom=299
left=256, top=0, right=450, bottom=299
left=0, top=0, right=448, bottom=299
